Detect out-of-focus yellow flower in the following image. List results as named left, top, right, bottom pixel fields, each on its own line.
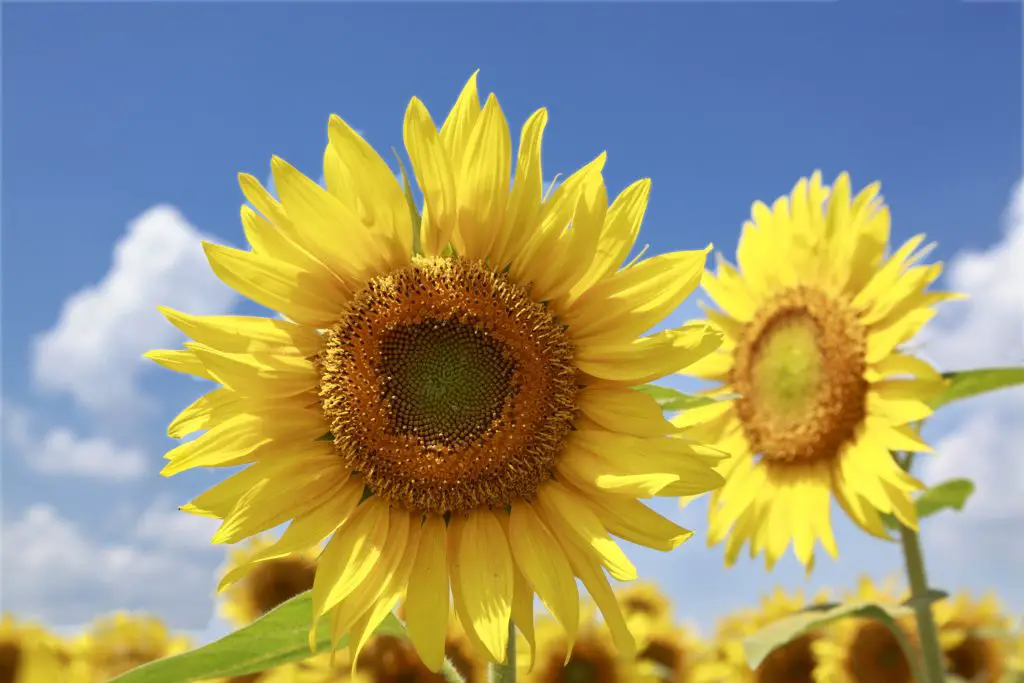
left=694, top=586, right=830, bottom=683
left=616, top=582, right=674, bottom=646
left=0, top=615, right=72, bottom=683
left=522, top=614, right=659, bottom=683
left=78, top=612, right=190, bottom=681
left=934, top=592, right=1013, bottom=683
left=220, top=534, right=319, bottom=627
left=635, top=620, right=705, bottom=683
left=678, top=171, right=961, bottom=570
left=812, top=577, right=918, bottom=683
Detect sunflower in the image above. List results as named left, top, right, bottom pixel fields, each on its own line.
left=220, top=534, right=319, bottom=627
left=812, top=577, right=919, bottom=683
left=933, top=592, right=1012, bottom=683
left=634, top=621, right=704, bottom=683
left=0, top=616, right=71, bottom=683
left=78, top=613, right=191, bottom=681
left=615, top=582, right=674, bottom=647
left=676, top=171, right=961, bottom=569
left=693, top=587, right=829, bottom=683
left=524, top=616, right=658, bottom=683
left=147, top=72, right=726, bottom=670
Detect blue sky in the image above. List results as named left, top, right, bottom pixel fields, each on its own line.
left=2, top=0, right=1022, bottom=645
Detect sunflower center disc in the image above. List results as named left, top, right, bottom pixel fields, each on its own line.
left=732, top=286, right=868, bottom=464
left=0, top=643, right=21, bottom=683
left=317, top=257, right=578, bottom=516
left=847, top=621, right=913, bottom=683
left=247, top=557, right=316, bottom=616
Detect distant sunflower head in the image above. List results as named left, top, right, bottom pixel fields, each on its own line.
left=693, top=587, right=829, bottom=683
left=934, top=592, right=1012, bottom=683
left=219, top=534, right=319, bottom=627
left=526, top=617, right=642, bottom=683
left=813, top=577, right=918, bottom=683
left=677, top=171, right=962, bottom=569
left=615, top=582, right=673, bottom=639
left=0, top=616, right=70, bottom=683
left=634, top=621, right=703, bottom=683
left=148, top=71, right=727, bottom=671
left=80, top=613, right=191, bottom=680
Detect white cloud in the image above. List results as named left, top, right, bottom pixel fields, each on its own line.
left=913, top=178, right=1024, bottom=612
left=2, top=400, right=146, bottom=481
left=32, top=205, right=237, bottom=416
left=0, top=504, right=223, bottom=628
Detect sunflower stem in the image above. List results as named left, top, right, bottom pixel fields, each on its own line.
left=488, top=620, right=517, bottom=683
left=896, top=451, right=947, bottom=683
left=441, top=657, right=467, bottom=683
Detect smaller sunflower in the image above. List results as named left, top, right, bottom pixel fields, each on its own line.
left=616, top=582, right=674, bottom=647
left=523, top=615, right=658, bottom=683
left=0, top=616, right=71, bottom=683
left=78, top=613, right=191, bottom=680
left=934, top=592, right=1013, bottom=683
left=634, top=620, right=704, bottom=683
left=812, top=577, right=918, bottom=683
left=219, top=534, right=320, bottom=627
left=693, top=587, right=830, bottom=683
left=212, top=667, right=306, bottom=683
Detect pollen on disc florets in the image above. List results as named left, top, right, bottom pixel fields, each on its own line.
left=315, top=256, right=579, bottom=516
left=731, top=286, right=868, bottom=465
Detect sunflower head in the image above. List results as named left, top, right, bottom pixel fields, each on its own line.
left=634, top=620, right=704, bottom=683
left=150, top=71, right=726, bottom=671
left=812, top=577, right=918, bottom=683
left=80, top=612, right=191, bottom=680
left=219, top=534, right=319, bottom=627
left=680, top=171, right=962, bottom=569
left=693, top=587, right=830, bottom=683
left=0, top=616, right=75, bottom=683
left=526, top=616, right=650, bottom=683
left=934, top=592, right=1012, bottom=683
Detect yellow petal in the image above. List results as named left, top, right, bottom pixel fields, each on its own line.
left=404, top=98, right=457, bottom=257
left=144, top=348, right=213, bottom=380
left=576, top=323, right=723, bottom=385
left=565, top=247, right=709, bottom=345
left=167, top=388, right=247, bottom=439
left=577, top=486, right=693, bottom=552
left=201, top=242, right=340, bottom=328
left=453, top=93, right=511, bottom=262
left=571, top=179, right=651, bottom=297
left=186, top=344, right=317, bottom=398
left=491, top=109, right=547, bottom=270
left=439, top=71, right=483, bottom=171
left=452, top=511, right=514, bottom=662
left=576, top=386, right=677, bottom=437
left=403, top=515, right=450, bottom=672
left=508, top=503, right=579, bottom=649
left=534, top=482, right=636, bottom=581
left=312, top=498, right=391, bottom=620
left=158, top=307, right=323, bottom=357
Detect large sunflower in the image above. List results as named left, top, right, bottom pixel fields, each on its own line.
left=0, top=616, right=71, bottom=683
left=677, top=171, right=961, bottom=568
left=933, top=592, right=1012, bottom=683
left=220, top=534, right=319, bottom=627
left=812, top=577, right=919, bottom=683
left=78, top=613, right=191, bottom=681
left=693, top=587, right=829, bottom=683
left=147, top=72, right=725, bottom=670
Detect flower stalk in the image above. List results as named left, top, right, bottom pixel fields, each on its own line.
left=488, top=620, right=517, bottom=683
left=896, top=451, right=947, bottom=683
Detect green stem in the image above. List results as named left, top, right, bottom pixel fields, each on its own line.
left=441, top=657, right=467, bottom=683
left=488, top=620, right=517, bottom=683
left=896, top=451, right=947, bottom=683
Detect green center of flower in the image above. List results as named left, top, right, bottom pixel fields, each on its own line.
left=316, top=257, right=579, bottom=516
left=380, top=320, right=516, bottom=443
left=732, top=286, right=868, bottom=465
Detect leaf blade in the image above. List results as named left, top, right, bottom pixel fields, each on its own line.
left=635, top=384, right=718, bottom=412
left=107, top=590, right=406, bottom=683
left=930, top=367, right=1024, bottom=410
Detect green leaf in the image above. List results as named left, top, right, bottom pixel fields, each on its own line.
left=635, top=384, right=717, bottom=412
left=742, top=601, right=924, bottom=681
left=915, top=478, right=975, bottom=519
left=930, top=367, right=1024, bottom=410
left=882, top=479, right=975, bottom=530
left=108, top=590, right=406, bottom=683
